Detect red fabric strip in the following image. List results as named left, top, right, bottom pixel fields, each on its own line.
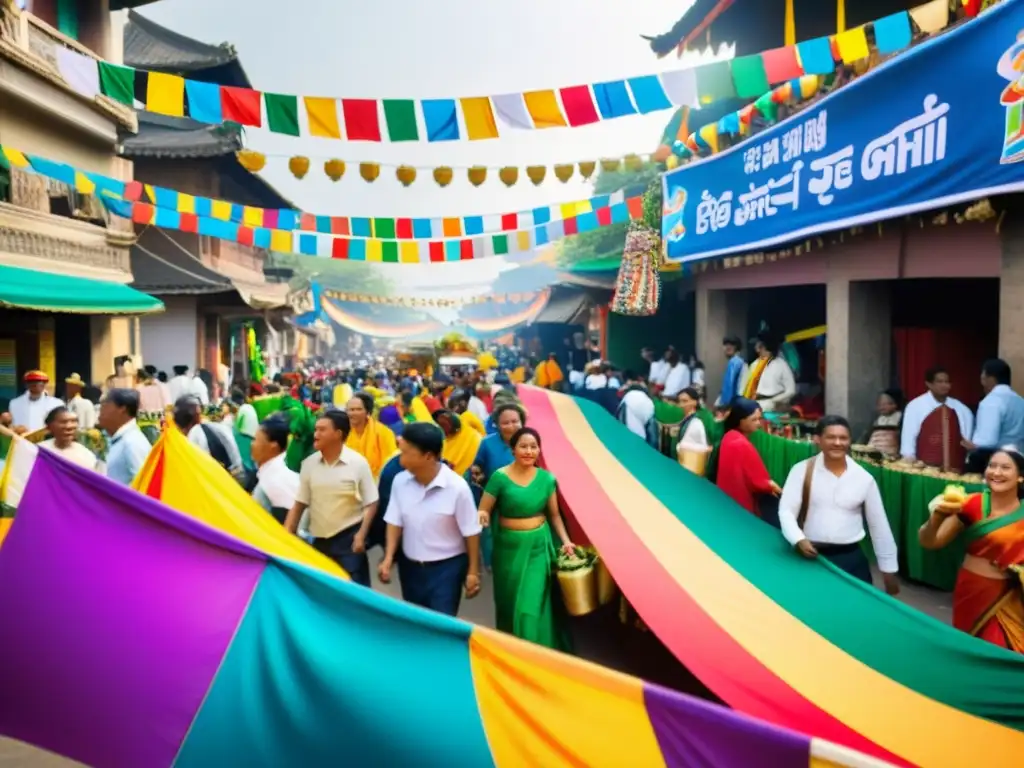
left=501, top=213, right=518, bottom=231
left=596, top=206, right=612, bottom=227
left=341, top=99, right=382, bottom=141
left=236, top=226, right=254, bottom=247
left=395, top=219, right=413, bottom=239
left=761, top=47, right=803, bottom=83
left=558, top=85, right=600, bottom=126
left=179, top=213, right=198, bottom=233
left=220, top=86, right=262, bottom=127
left=131, top=202, right=154, bottom=224
left=520, top=388, right=902, bottom=765
left=331, top=217, right=350, bottom=236
left=562, top=216, right=578, bottom=236
left=459, top=239, right=474, bottom=260
left=123, top=181, right=144, bottom=202
left=429, top=241, right=445, bottom=263
left=331, top=238, right=349, bottom=260
left=300, top=213, right=316, bottom=232
left=626, top=196, right=644, bottom=219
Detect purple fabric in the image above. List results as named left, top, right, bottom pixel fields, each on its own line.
left=643, top=682, right=811, bottom=768
left=0, top=451, right=266, bottom=768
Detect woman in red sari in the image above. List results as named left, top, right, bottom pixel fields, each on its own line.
left=920, top=448, right=1024, bottom=653
left=713, top=397, right=781, bottom=518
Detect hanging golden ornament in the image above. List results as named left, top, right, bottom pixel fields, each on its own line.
left=236, top=149, right=266, bottom=172
left=324, top=159, right=346, bottom=182
left=434, top=167, right=453, bottom=187
left=553, top=164, right=574, bottom=183
left=360, top=162, right=380, bottom=182
left=396, top=166, right=417, bottom=187
left=578, top=161, right=597, bottom=179
left=526, top=166, right=546, bottom=185
left=601, top=158, right=622, bottom=172
left=498, top=167, right=519, bottom=187
left=467, top=166, right=488, bottom=187
left=288, top=156, right=311, bottom=179
left=624, top=154, right=644, bottom=171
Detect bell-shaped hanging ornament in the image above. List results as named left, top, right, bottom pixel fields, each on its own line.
left=236, top=149, right=266, bottom=172
left=324, top=159, right=346, bottom=181
left=498, top=167, right=519, bottom=187
left=288, top=156, right=311, bottom=179
left=553, top=164, right=574, bottom=183
left=396, top=166, right=417, bottom=187
left=467, top=166, right=488, bottom=187
left=360, top=163, right=381, bottom=182
left=526, top=166, right=547, bottom=185
left=434, top=167, right=454, bottom=187
left=578, top=161, right=597, bottom=179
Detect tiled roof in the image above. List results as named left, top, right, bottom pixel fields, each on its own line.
left=124, top=10, right=239, bottom=73
left=130, top=230, right=234, bottom=295
left=119, top=112, right=243, bottom=159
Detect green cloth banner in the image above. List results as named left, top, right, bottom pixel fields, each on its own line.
left=749, top=431, right=976, bottom=591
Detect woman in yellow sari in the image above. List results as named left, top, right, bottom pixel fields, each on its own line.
left=345, top=392, right=398, bottom=479
left=433, top=409, right=481, bottom=477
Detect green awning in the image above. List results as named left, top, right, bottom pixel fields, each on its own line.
left=0, top=264, right=164, bottom=315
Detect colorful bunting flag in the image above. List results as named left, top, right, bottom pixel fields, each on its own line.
left=523, top=90, right=567, bottom=129
left=264, top=93, right=300, bottom=137
left=305, top=97, right=342, bottom=139
left=730, top=55, right=770, bottom=99
left=382, top=100, right=419, bottom=142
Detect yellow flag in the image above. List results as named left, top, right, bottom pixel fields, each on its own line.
left=835, top=27, right=869, bottom=64
left=270, top=229, right=292, bottom=253
left=366, top=239, right=384, bottom=262
left=523, top=90, right=567, bottom=129
left=460, top=97, right=499, bottom=140
left=146, top=72, right=186, bottom=117
left=304, top=97, right=342, bottom=139
left=399, top=241, right=421, bottom=263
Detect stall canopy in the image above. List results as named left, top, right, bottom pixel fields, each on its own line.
left=0, top=264, right=164, bottom=315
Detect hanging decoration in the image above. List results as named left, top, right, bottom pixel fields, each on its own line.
left=47, top=2, right=940, bottom=145
left=236, top=149, right=266, bottom=173
left=246, top=326, right=266, bottom=383
left=467, top=167, right=487, bottom=187
left=321, top=288, right=547, bottom=308
left=498, top=167, right=518, bottom=187
left=324, top=159, right=346, bottom=181
left=320, top=300, right=445, bottom=339
left=4, top=143, right=649, bottom=242
left=359, top=163, right=380, bottom=182
left=434, top=167, right=454, bottom=187
left=396, top=166, right=416, bottom=187
left=458, top=291, right=552, bottom=334
left=611, top=223, right=661, bottom=317
left=287, top=156, right=310, bottom=179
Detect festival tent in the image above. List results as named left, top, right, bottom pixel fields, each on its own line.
left=0, top=435, right=883, bottom=768
left=519, top=386, right=1024, bottom=767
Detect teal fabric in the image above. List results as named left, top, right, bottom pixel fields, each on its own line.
left=576, top=397, right=1024, bottom=730
left=175, top=561, right=496, bottom=767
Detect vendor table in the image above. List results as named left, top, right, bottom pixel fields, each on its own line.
left=748, top=431, right=977, bottom=591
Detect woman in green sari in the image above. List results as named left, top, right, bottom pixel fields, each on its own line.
left=478, top=427, right=575, bottom=651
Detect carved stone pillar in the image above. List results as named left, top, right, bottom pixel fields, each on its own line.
left=10, top=168, right=49, bottom=213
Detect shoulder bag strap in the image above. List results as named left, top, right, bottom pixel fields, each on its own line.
left=797, top=455, right=817, bottom=529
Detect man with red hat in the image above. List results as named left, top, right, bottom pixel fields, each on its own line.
left=1, top=371, right=64, bottom=433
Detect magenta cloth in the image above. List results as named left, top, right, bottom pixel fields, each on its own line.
left=643, top=683, right=811, bottom=767
left=0, top=452, right=266, bottom=768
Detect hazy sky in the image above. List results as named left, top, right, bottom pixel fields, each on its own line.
left=140, top=0, right=725, bottom=290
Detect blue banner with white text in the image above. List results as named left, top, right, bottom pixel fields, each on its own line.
left=662, top=1, right=1024, bottom=263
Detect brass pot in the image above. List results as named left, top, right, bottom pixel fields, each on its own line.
left=678, top=446, right=711, bottom=476
left=595, top=557, right=617, bottom=606
left=556, top=566, right=599, bottom=616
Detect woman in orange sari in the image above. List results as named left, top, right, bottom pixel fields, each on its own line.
left=345, top=392, right=398, bottom=479
left=920, top=447, right=1024, bottom=653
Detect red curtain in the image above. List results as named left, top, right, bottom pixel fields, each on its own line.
left=892, top=327, right=986, bottom=409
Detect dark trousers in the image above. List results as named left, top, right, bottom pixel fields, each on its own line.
left=816, top=542, right=872, bottom=584
left=314, top=523, right=371, bottom=587
left=398, top=552, right=468, bottom=616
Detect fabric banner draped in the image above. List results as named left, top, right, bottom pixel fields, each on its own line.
left=457, top=290, right=552, bottom=334
left=0, top=432, right=883, bottom=768
left=518, top=387, right=1024, bottom=768
left=319, top=299, right=444, bottom=339
left=662, top=0, right=1024, bottom=263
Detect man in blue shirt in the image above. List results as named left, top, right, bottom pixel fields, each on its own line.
left=98, top=389, right=153, bottom=485
left=964, top=358, right=1024, bottom=473
left=715, top=336, right=748, bottom=411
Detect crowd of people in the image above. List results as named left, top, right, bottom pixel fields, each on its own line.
left=1, top=338, right=1021, bottom=656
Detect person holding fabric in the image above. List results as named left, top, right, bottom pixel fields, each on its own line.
left=433, top=409, right=482, bottom=478
left=900, top=366, right=974, bottom=470
left=98, top=389, right=152, bottom=486
left=963, top=359, right=1024, bottom=474
left=478, top=427, right=575, bottom=650
left=173, top=396, right=244, bottom=479
left=379, top=422, right=482, bottom=616
left=251, top=416, right=298, bottom=524
left=534, top=353, right=564, bottom=391
left=2, top=371, right=63, bottom=433
left=676, top=387, right=709, bottom=451
left=713, top=397, right=780, bottom=517
left=616, top=371, right=657, bottom=444
left=919, top=447, right=1024, bottom=653
left=715, top=336, right=749, bottom=410
left=744, top=333, right=796, bottom=414
left=779, top=415, right=900, bottom=593
left=284, top=410, right=379, bottom=586
left=345, top=392, right=398, bottom=480
left=40, top=406, right=101, bottom=472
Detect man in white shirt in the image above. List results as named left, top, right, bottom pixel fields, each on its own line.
left=284, top=410, right=379, bottom=586
left=379, top=422, right=481, bottom=615
left=41, top=406, right=102, bottom=472
left=648, top=348, right=671, bottom=389
left=616, top=371, right=656, bottom=443
left=750, top=334, right=796, bottom=413
left=2, top=371, right=63, bottom=433
left=251, top=415, right=299, bottom=524
left=900, top=366, right=974, bottom=469
left=661, top=351, right=692, bottom=398
left=64, top=373, right=96, bottom=430
left=778, top=415, right=900, bottom=594
left=98, top=388, right=153, bottom=485
left=172, top=396, right=243, bottom=479
left=167, top=366, right=193, bottom=403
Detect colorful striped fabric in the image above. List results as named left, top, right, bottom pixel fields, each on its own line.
left=519, top=387, right=1024, bottom=767
left=0, top=433, right=887, bottom=767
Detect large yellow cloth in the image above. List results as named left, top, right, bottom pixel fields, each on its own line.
left=461, top=410, right=487, bottom=437
left=510, top=366, right=526, bottom=384
left=346, top=418, right=398, bottom=479
left=743, top=357, right=770, bottom=399
left=411, top=396, right=434, bottom=423
left=443, top=425, right=482, bottom=476
left=535, top=360, right=563, bottom=389
left=332, top=382, right=353, bottom=408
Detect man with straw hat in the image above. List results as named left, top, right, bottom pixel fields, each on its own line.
left=1, top=371, right=63, bottom=433
left=65, top=373, right=96, bottom=430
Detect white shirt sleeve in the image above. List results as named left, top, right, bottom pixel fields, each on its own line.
left=777, top=462, right=808, bottom=547
left=383, top=479, right=403, bottom=527
left=899, top=397, right=925, bottom=458
left=954, top=399, right=974, bottom=441
left=454, top=481, right=483, bottom=537
left=188, top=425, right=208, bottom=452
left=863, top=478, right=898, bottom=573
left=663, top=364, right=691, bottom=397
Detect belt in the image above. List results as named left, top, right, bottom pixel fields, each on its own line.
left=401, top=552, right=466, bottom=568
left=812, top=541, right=863, bottom=556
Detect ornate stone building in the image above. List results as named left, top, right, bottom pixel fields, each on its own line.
left=0, top=0, right=162, bottom=405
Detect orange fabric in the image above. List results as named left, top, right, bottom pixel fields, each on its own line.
left=536, top=360, right=564, bottom=389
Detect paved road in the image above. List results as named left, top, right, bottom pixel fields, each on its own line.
left=0, top=560, right=953, bottom=766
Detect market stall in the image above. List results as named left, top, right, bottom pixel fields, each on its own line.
left=749, top=430, right=980, bottom=591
